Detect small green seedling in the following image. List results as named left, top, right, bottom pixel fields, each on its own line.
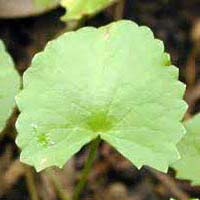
left=0, top=1, right=199, bottom=198
left=0, top=40, right=20, bottom=133
left=0, top=17, right=197, bottom=200
left=16, top=20, right=187, bottom=173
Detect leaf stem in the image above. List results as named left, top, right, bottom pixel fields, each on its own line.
left=73, top=136, right=101, bottom=200
left=114, top=0, right=125, bottom=20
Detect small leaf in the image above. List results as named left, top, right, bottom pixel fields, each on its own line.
left=172, top=114, right=200, bottom=185
left=171, top=199, right=199, bottom=200
left=0, top=40, right=20, bottom=132
left=16, top=20, right=187, bottom=172
left=34, top=0, right=59, bottom=9
left=61, top=0, right=117, bottom=21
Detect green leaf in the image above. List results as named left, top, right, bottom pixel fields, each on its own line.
left=170, top=198, right=199, bottom=200
left=16, top=20, right=187, bottom=172
left=34, top=0, right=59, bottom=9
left=0, top=41, right=20, bottom=132
left=172, top=114, right=200, bottom=185
left=61, top=0, right=117, bottom=21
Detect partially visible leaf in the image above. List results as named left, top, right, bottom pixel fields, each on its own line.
left=61, top=0, right=117, bottom=21
left=16, top=20, right=187, bottom=172
left=172, top=114, right=200, bottom=185
left=34, top=0, right=59, bottom=9
left=0, top=41, right=20, bottom=132
left=170, top=198, right=199, bottom=200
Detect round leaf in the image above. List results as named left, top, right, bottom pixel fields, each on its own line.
left=16, top=20, right=187, bottom=172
